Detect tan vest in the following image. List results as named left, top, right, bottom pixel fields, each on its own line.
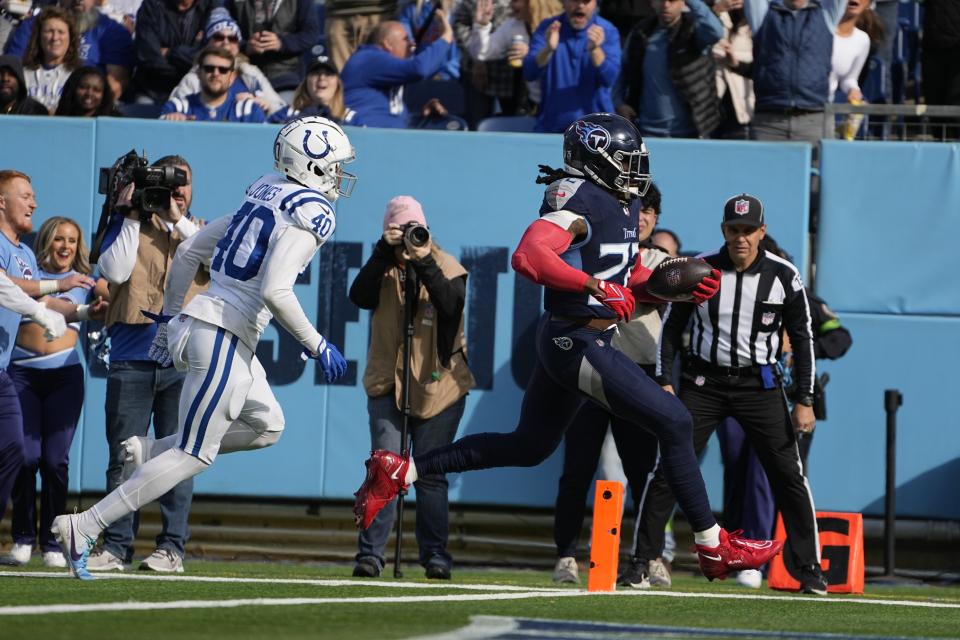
left=105, top=214, right=209, bottom=328
left=363, top=249, right=475, bottom=419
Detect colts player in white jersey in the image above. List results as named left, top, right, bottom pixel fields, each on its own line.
left=52, top=117, right=355, bottom=580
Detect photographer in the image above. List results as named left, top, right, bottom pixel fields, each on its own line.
left=91, top=154, right=208, bottom=574
left=350, top=196, right=475, bottom=580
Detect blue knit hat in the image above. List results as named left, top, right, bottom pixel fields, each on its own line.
left=205, top=8, right=243, bottom=45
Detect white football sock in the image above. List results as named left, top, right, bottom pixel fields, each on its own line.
left=404, top=458, right=418, bottom=485
left=90, top=448, right=208, bottom=528
left=694, top=524, right=722, bottom=548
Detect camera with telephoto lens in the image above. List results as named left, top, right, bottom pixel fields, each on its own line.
left=402, top=222, right=430, bottom=248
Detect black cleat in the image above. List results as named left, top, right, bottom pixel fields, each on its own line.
left=800, top=564, right=828, bottom=595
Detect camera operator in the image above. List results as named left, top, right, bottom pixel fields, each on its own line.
left=92, top=154, right=208, bottom=574
left=349, top=196, right=475, bottom=580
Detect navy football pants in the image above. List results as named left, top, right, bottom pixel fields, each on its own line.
left=415, top=315, right=716, bottom=532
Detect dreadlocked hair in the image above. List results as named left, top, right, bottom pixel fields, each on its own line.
left=535, top=164, right=574, bottom=185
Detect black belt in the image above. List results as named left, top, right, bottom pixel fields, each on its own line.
left=688, top=359, right=763, bottom=378
left=756, top=107, right=823, bottom=116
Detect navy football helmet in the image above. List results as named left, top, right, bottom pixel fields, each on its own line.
left=563, top=113, right=651, bottom=199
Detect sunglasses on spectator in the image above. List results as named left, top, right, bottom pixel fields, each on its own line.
left=212, top=33, right=240, bottom=43
left=201, top=64, right=233, bottom=75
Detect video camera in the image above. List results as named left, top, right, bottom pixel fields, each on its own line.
left=89, top=150, right=188, bottom=263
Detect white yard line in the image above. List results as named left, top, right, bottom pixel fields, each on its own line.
left=1, top=569, right=958, bottom=616
left=0, top=591, right=580, bottom=616
left=0, top=570, right=564, bottom=592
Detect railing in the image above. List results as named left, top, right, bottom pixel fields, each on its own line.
left=823, top=103, right=960, bottom=142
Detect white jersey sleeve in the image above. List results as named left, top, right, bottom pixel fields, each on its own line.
left=180, top=173, right=334, bottom=350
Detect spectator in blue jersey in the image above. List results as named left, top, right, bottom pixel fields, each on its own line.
left=5, top=217, right=106, bottom=569
left=523, top=0, right=621, bottom=133
left=269, top=55, right=360, bottom=124
left=743, top=0, right=844, bottom=142
left=90, top=155, right=207, bottom=574
left=0, top=171, right=80, bottom=557
left=614, top=0, right=723, bottom=139
left=226, top=0, right=322, bottom=91
left=397, top=0, right=460, bottom=80
left=131, top=0, right=214, bottom=104
left=169, top=8, right=285, bottom=117
left=161, top=46, right=267, bottom=122
left=342, top=16, right=453, bottom=128
left=4, top=0, right=133, bottom=101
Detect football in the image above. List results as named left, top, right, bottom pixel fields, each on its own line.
left=646, top=257, right=716, bottom=302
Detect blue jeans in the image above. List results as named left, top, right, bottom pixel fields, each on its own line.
left=357, top=393, right=464, bottom=571
left=103, top=361, right=193, bottom=561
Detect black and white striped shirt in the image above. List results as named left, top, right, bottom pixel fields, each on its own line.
left=656, top=246, right=815, bottom=398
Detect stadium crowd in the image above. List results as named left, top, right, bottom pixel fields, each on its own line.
left=0, top=0, right=957, bottom=137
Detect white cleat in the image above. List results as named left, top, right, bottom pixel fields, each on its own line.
left=51, top=514, right=96, bottom=581
left=120, top=435, right=153, bottom=481
left=736, top=569, right=763, bottom=589
left=42, top=551, right=67, bottom=568
left=5, top=542, right=31, bottom=566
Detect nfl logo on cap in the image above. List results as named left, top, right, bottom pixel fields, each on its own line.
left=723, top=193, right=764, bottom=227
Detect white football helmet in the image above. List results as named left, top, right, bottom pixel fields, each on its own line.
left=273, top=116, right=357, bottom=201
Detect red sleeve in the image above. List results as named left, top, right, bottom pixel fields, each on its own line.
left=627, top=249, right=667, bottom=304
left=511, top=219, right=590, bottom=293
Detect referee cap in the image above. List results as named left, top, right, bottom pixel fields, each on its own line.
left=722, top=193, right=764, bottom=228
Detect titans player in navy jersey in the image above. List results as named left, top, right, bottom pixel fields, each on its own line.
left=354, top=113, right=785, bottom=581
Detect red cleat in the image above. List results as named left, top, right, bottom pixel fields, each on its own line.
left=696, top=529, right=784, bottom=581
left=353, top=449, right=410, bottom=530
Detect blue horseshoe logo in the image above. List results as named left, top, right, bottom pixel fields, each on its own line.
left=302, top=129, right=331, bottom=159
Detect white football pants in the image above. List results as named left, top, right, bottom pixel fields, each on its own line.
left=89, top=318, right=284, bottom=530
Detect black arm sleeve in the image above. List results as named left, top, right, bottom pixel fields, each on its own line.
left=348, top=239, right=395, bottom=310
left=411, top=254, right=467, bottom=367
left=782, top=280, right=816, bottom=399
left=656, top=301, right=695, bottom=385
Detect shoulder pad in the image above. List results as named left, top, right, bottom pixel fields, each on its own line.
left=541, top=177, right=586, bottom=214
left=281, top=189, right=337, bottom=244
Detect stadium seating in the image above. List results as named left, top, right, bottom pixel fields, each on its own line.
left=476, top=116, right=537, bottom=133
left=404, top=79, right=466, bottom=117
left=117, top=103, right=163, bottom=119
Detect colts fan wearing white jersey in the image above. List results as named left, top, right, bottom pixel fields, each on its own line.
left=52, top=117, right=355, bottom=580
left=354, top=113, right=785, bottom=582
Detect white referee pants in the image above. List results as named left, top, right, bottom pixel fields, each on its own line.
left=89, top=318, right=284, bottom=529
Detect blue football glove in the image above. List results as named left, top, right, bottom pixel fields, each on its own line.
left=303, top=336, right=347, bottom=382
left=141, top=310, right=174, bottom=368
left=149, top=322, right=172, bottom=367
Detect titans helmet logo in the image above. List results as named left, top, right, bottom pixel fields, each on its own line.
left=574, top=121, right=611, bottom=154
left=302, top=129, right=332, bottom=160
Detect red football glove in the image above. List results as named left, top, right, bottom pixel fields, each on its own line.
left=593, top=280, right=635, bottom=321
left=691, top=269, right=721, bottom=304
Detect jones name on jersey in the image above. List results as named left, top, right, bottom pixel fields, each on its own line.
left=177, top=173, right=337, bottom=350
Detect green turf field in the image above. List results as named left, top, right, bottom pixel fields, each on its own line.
left=1, top=561, right=958, bottom=639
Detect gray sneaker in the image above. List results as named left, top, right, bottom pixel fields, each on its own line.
left=648, top=558, right=672, bottom=587
left=85, top=548, right=126, bottom=572
left=552, top=556, right=580, bottom=584
left=139, top=548, right=184, bottom=573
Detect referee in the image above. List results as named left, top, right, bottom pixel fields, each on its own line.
left=636, top=193, right=827, bottom=595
